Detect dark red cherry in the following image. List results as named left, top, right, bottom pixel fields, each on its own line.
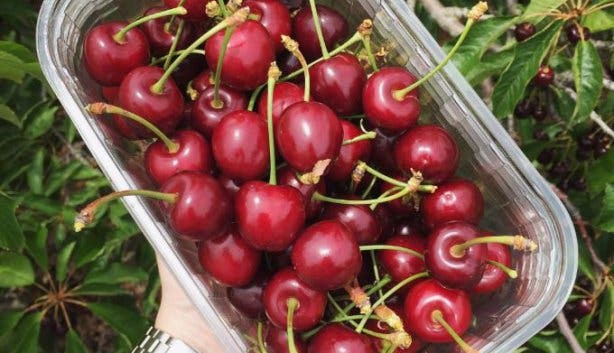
left=292, top=5, right=348, bottom=61
left=394, top=125, right=460, bottom=184
left=278, top=165, right=326, bottom=219
left=321, top=201, right=381, bottom=244
left=171, top=53, right=206, bottom=87
left=257, top=82, right=304, bottom=129
left=533, top=65, right=555, bottom=87
left=191, top=69, right=215, bottom=95
left=366, top=304, right=423, bottom=353
left=141, top=6, right=194, bottom=56
left=374, top=204, right=395, bottom=238
left=308, top=324, right=374, bottom=353
left=116, top=66, right=184, bottom=138
left=363, top=67, right=420, bottom=132
left=291, top=220, right=362, bottom=291
left=263, top=268, right=326, bottom=331
left=379, top=235, right=426, bottom=285
left=310, top=53, right=366, bottom=116
left=102, top=86, right=120, bottom=103
left=393, top=217, right=425, bottom=238
left=159, top=172, right=232, bottom=241
left=372, top=128, right=400, bottom=173
left=227, top=271, right=268, bottom=319
left=281, top=0, right=305, bottom=10
left=244, top=0, right=292, bottom=53
left=164, top=0, right=207, bottom=22
left=425, top=221, right=486, bottom=289
left=514, top=22, right=536, bottom=42
left=472, top=242, right=512, bottom=294
left=192, top=85, right=248, bottom=137
left=404, top=279, right=472, bottom=343
left=278, top=51, right=302, bottom=76
left=179, top=101, right=193, bottom=128
left=380, top=176, right=418, bottom=215
left=219, top=175, right=242, bottom=198
left=198, top=228, right=261, bottom=287
left=144, top=130, right=213, bottom=186
left=266, top=325, right=308, bottom=353
left=276, top=101, right=343, bottom=172
left=84, top=22, right=150, bottom=86
left=565, top=24, right=591, bottom=44
left=328, top=121, right=372, bottom=182
left=421, top=178, right=484, bottom=229
left=212, top=110, right=270, bottom=181
left=205, top=20, right=275, bottom=91
left=514, top=99, right=534, bottom=119
left=236, top=181, right=306, bottom=251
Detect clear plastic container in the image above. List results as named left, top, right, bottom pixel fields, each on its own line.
left=36, top=0, right=577, bottom=352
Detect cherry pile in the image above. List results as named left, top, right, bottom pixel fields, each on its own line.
left=75, top=1, right=539, bottom=352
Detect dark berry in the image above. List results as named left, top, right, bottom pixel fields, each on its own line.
left=595, top=131, right=612, bottom=145
left=514, top=22, right=536, bottom=42
left=571, top=176, right=587, bottom=191
left=574, top=298, right=593, bottom=317
left=532, top=104, right=547, bottom=121
left=533, top=128, right=548, bottom=141
left=565, top=24, right=591, bottom=44
left=597, top=340, right=611, bottom=353
left=537, top=148, right=555, bottom=164
left=578, top=135, right=596, bottom=150
left=550, top=161, right=570, bottom=177
left=594, top=143, right=610, bottom=158
left=534, top=66, right=555, bottom=87
left=557, top=177, right=570, bottom=192
left=514, top=99, right=534, bottom=119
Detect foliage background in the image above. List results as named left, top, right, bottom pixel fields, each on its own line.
left=0, top=0, right=611, bottom=352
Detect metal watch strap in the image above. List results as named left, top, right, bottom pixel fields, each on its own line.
left=131, top=327, right=199, bottom=353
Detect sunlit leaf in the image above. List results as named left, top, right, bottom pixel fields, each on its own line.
left=572, top=40, right=603, bottom=122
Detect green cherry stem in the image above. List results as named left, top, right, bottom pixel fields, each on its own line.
left=85, top=103, right=179, bottom=153
left=450, top=235, right=538, bottom=256
left=152, top=49, right=206, bottom=65
left=267, top=62, right=281, bottom=185
left=307, top=0, right=329, bottom=59
left=313, top=187, right=412, bottom=206
left=357, top=19, right=378, bottom=71
left=257, top=321, right=269, bottom=353
left=164, top=19, right=185, bottom=70
left=360, top=245, right=425, bottom=260
left=361, top=175, right=378, bottom=199
left=370, top=250, right=384, bottom=298
left=431, top=310, right=479, bottom=353
left=218, top=0, right=229, bottom=17
left=286, top=298, right=300, bottom=353
left=342, top=131, right=377, bottom=145
left=487, top=260, right=518, bottom=279
left=356, top=161, right=437, bottom=193
left=212, top=26, right=236, bottom=108
left=369, top=186, right=402, bottom=210
left=282, top=35, right=310, bottom=101
left=166, top=0, right=186, bottom=29
left=113, top=6, right=187, bottom=43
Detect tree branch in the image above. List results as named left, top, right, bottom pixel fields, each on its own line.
left=556, top=313, right=586, bottom=353
left=418, top=0, right=465, bottom=36
left=556, top=83, right=614, bottom=139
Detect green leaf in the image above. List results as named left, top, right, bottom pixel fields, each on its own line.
left=0, top=194, right=24, bottom=252
left=599, top=282, right=614, bottom=331
left=44, top=161, right=82, bottom=197
left=465, top=49, right=515, bottom=86
left=0, top=312, right=42, bottom=353
left=55, top=241, right=75, bottom=282
left=0, top=310, right=24, bottom=332
left=596, top=184, right=614, bottom=232
left=492, top=21, right=563, bottom=118
left=587, top=149, right=614, bottom=194
left=572, top=40, right=603, bottom=121
left=528, top=334, right=572, bottom=353
left=87, top=302, right=149, bottom=347
left=577, top=241, right=596, bottom=283
left=65, top=329, right=90, bottom=353
left=0, top=51, right=26, bottom=83
left=72, top=282, right=129, bottom=297
left=72, top=234, right=107, bottom=268
left=522, top=0, right=567, bottom=23
left=582, top=9, right=614, bottom=32
left=84, top=263, right=148, bottom=285
left=573, top=314, right=592, bottom=348
left=26, top=148, right=44, bottom=195
left=0, top=251, right=33, bottom=287
left=551, top=87, right=575, bottom=120
left=24, top=225, right=48, bottom=271
left=0, top=41, right=36, bottom=62
left=0, top=104, right=21, bottom=128
left=23, top=105, right=58, bottom=140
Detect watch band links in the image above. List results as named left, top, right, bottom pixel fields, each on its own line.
left=132, top=327, right=199, bottom=353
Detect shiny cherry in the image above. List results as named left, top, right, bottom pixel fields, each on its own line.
left=244, top=0, right=292, bottom=53
left=227, top=271, right=268, bottom=319
left=363, top=67, right=420, bottom=132
left=321, top=201, right=381, bottom=244
left=276, top=101, right=343, bottom=172
left=159, top=172, right=232, bottom=241
left=328, top=120, right=373, bottom=181
left=144, top=130, right=213, bottom=186
left=404, top=279, right=472, bottom=343
left=514, top=22, right=535, bottom=42
left=263, top=268, right=326, bottom=331
left=421, top=178, right=484, bottom=229
left=141, top=6, right=194, bottom=56
left=212, top=110, right=270, bottom=181
left=278, top=165, right=325, bottom=219
left=83, top=22, right=150, bottom=86
left=565, top=24, right=591, bottom=44
left=533, top=65, right=555, bottom=87
left=219, top=175, right=242, bottom=198
left=205, top=20, right=275, bottom=91
left=266, top=325, right=308, bottom=353
left=425, top=221, right=486, bottom=289
left=278, top=51, right=302, bottom=76
left=198, top=228, right=261, bottom=287
left=371, top=128, right=400, bottom=173
left=292, top=5, right=348, bottom=60
left=394, top=125, right=460, bottom=184
left=257, top=82, right=304, bottom=129
left=236, top=181, right=306, bottom=251
left=379, top=235, right=426, bottom=284
left=291, top=220, right=362, bottom=291
left=472, top=241, right=512, bottom=294
left=191, top=69, right=215, bottom=95
left=310, top=53, right=367, bottom=116
left=393, top=217, right=425, bottom=238
left=164, top=0, right=207, bottom=22
left=307, top=324, right=374, bottom=353
left=192, top=85, right=248, bottom=137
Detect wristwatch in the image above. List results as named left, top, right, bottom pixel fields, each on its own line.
left=132, top=327, right=199, bottom=353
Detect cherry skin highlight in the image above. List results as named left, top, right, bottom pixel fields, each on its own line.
left=244, top=0, right=292, bottom=53
left=421, top=178, right=484, bottom=229
left=192, top=85, right=248, bottom=138
left=307, top=324, right=374, bottom=353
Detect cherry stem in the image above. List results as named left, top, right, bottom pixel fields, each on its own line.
left=257, top=321, right=269, bottom=353
left=218, top=0, right=228, bottom=17
left=369, top=186, right=402, bottom=210
left=361, top=175, right=378, bottom=199
left=431, top=310, right=479, bottom=353
left=362, top=35, right=378, bottom=72
left=450, top=235, right=538, bottom=256
left=85, top=103, right=179, bottom=153
left=152, top=49, right=206, bottom=65
left=286, top=297, right=300, bottom=353
left=313, top=187, right=411, bottom=206
left=151, top=7, right=249, bottom=95
left=360, top=245, right=425, bottom=260
left=113, top=6, right=187, bottom=43
left=282, top=35, right=310, bottom=101
left=356, top=161, right=438, bottom=193
left=307, top=0, right=329, bottom=59
left=267, top=62, right=281, bottom=185
left=166, top=0, right=186, bottom=29
left=74, top=190, right=178, bottom=232
left=164, top=20, right=185, bottom=70
left=247, top=85, right=265, bottom=111
left=370, top=250, right=384, bottom=298
left=212, top=26, right=236, bottom=108
left=487, top=260, right=518, bottom=279
left=342, top=131, right=376, bottom=145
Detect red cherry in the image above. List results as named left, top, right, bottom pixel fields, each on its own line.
left=141, top=6, right=194, bottom=56
left=171, top=53, right=206, bottom=87
left=363, top=67, right=420, bottom=132
left=212, top=110, right=270, bottom=181
left=227, top=271, right=268, bottom=319
left=421, top=178, right=484, bottom=229
left=159, top=172, right=232, bottom=241
left=278, top=51, right=302, bottom=76
left=380, top=176, right=418, bottom=215
left=198, top=228, right=261, bottom=287
left=164, top=0, right=207, bottom=22
left=321, top=201, right=381, bottom=244
left=281, top=0, right=305, bottom=10
left=425, top=221, right=486, bottom=289
left=366, top=304, right=423, bottom=353
left=276, top=101, right=343, bottom=172
left=371, top=128, right=400, bottom=173
left=374, top=204, right=395, bottom=239
left=472, top=242, right=512, bottom=294
left=266, top=325, right=308, bottom=353
left=219, top=175, right=242, bottom=198
left=404, top=279, right=472, bottom=343
left=236, top=181, right=306, bottom=251
left=328, top=120, right=373, bottom=181
left=257, top=82, right=304, bottom=129
left=393, top=217, right=425, bottom=238
left=244, top=0, right=292, bottom=53
left=278, top=165, right=326, bottom=219
left=309, top=53, right=366, bottom=116
left=291, top=220, right=362, bottom=291
left=144, top=130, right=213, bottom=186
left=205, top=20, right=275, bottom=91
left=307, top=324, right=374, bottom=353
left=292, top=5, right=348, bottom=60
left=102, top=86, right=120, bottom=103
left=84, top=22, right=150, bottom=86
left=263, top=268, right=326, bottom=331
left=179, top=101, right=193, bottom=129
left=379, top=235, right=426, bottom=284
left=191, top=69, right=215, bottom=95
left=192, top=85, right=248, bottom=137
left=393, top=125, right=459, bottom=184
left=533, top=65, right=555, bottom=87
